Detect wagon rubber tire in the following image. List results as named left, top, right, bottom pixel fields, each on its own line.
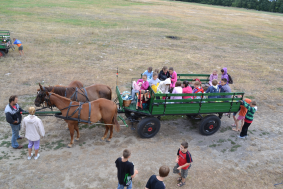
left=137, top=117, right=160, bottom=138
left=199, top=115, right=221, bottom=135
left=0, top=50, right=5, bottom=57
left=4, top=49, right=8, bottom=54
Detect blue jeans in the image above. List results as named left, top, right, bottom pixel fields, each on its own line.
left=10, top=124, right=21, bottom=148
left=117, top=181, right=132, bottom=189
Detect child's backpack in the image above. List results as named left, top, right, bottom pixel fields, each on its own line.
left=228, top=74, right=233, bottom=84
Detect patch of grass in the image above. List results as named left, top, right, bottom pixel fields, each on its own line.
left=209, top=144, right=217, bottom=147
left=198, top=141, right=203, bottom=143
left=0, top=115, right=6, bottom=122
left=228, top=139, right=236, bottom=145
left=89, top=124, right=96, bottom=129
left=217, top=139, right=226, bottom=143
left=248, top=130, right=253, bottom=134
left=0, top=141, right=11, bottom=148
left=277, top=87, right=283, bottom=92
left=221, top=149, right=227, bottom=153
left=230, top=145, right=241, bottom=152
left=0, top=151, right=11, bottom=160
left=245, top=96, right=255, bottom=99
left=53, top=140, right=65, bottom=150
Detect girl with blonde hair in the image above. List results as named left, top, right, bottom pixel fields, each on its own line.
left=22, top=107, right=45, bottom=160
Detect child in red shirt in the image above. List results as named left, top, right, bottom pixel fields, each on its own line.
left=173, top=142, right=193, bottom=187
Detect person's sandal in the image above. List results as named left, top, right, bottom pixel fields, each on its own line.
left=177, top=177, right=182, bottom=182
left=177, top=181, right=186, bottom=187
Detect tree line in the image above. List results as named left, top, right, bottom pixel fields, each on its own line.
left=176, top=0, right=283, bottom=13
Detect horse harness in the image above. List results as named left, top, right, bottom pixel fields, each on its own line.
left=45, top=93, right=92, bottom=124
left=65, top=87, right=90, bottom=102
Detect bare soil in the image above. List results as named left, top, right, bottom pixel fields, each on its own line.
left=0, top=0, right=283, bottom=188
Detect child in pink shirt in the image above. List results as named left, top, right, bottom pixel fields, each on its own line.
left=209, top=69, right=218, bottom=86
left=171, top=81, right=183, bottom=100
left=169, top=67, right=177, bottom=88
left=131, top=75, right=149, bottom=102
left=182, top=81, right=193, bottom=99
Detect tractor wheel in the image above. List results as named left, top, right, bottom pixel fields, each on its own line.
left=137, top=117, right=160, bottom=138
left=0, top=50, right=5, bottom=57
left=199, top=115, right=221, bottom=135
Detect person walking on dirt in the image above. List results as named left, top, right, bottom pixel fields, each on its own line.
left=5, top=95, right=25, bottom=149
left=22, top=107, right=45, bottom=160
left=13, top=38, right=24, bottom=56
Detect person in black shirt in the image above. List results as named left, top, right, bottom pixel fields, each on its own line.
left=5, top=95, right=25, bottom=149
left=158, top=66, right=170, bottom=81
left=115, top=149, right=138, bottom=189
left=145, top=165, right=170, bottom=189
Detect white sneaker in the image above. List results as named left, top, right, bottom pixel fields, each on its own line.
left=27, top=153, right=33, bottom=160
left=34, top=154, right=40, bottom=160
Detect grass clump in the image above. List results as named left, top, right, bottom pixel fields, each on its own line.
left=0, top=141, right=11, bottom=148
left=230, top=145, right=241, bottom=152
left=217, top=139, right=226, bottom=143
left=209, top=144, right=217, bottom=147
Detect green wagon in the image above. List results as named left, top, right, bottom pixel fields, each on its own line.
left=0, top=30, right=14, bottom=57
left=117, top=74, right=244, bottom=138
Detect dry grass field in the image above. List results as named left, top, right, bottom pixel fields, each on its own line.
left=0, top=0, right=283, bottom=188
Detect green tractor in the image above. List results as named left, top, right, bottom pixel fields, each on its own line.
left=0, top=30, right=14, bottom=57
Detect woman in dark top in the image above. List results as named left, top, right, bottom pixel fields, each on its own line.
left=158, top=66, right=170, bottom=81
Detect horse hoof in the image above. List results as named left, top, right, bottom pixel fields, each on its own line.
left=106, top=139, right=111, bottom=142
left=67, top=144, right=72, bottom=148
left=75, top=138, right=79, bottom=141
left=100, top=138, right=105, bottom=141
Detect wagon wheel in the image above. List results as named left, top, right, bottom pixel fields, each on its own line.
left=4, top=49, right=8, bottom=54
left=0, top=50, right=5, bottom=57
left=199, top=115, right=221, bottom=135
left=137, top=117, right=160, bottom=138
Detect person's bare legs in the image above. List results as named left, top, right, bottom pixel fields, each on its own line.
left=28, top=148, right=32, bottom=157
left=233, top=119, right=240, bottom=131
left=34, top=149, right=39, bottom=157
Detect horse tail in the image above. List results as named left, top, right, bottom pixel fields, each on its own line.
left=107, top=86, right=112, bottom=100
left=113, top=108, right=120, bottom=132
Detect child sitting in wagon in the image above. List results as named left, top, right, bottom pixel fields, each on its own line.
left=171, top=81, right=182, bottom=100
left=149, top=72, right=160, bottom=93
left=182, top=81, right=193, bottom=99
left=205, top=79, right=219, bottom=99
left=169, top=67, right=177, bottom=88
left=143, top=67, right=153, bottom=81
left=192, top=81, right=204, bottom=99
left=209, top=69, right=218, bottom=86
left=131, top=75, right=149, bottom=102
left=157, top=78, right=171, bottom=99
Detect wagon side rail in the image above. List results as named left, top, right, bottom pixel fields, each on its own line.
left=150, top=92, right=244, bottom=116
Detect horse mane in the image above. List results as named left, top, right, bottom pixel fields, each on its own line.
left=44, top=86, right=76, bottom=97
left=50, top=92, right=77, bottom=102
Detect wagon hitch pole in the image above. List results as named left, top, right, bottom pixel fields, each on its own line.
left=118, top=115, right=128, bottom=127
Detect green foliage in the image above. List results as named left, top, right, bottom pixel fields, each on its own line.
left=178, top=0, right=283, bottom=13
left=230, top=144, right=241, bottom=152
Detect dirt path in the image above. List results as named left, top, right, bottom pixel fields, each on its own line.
left=0, top=102, right=282, bottom=189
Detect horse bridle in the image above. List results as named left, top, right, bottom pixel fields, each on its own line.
left=44, top=92, right=53, bottom=110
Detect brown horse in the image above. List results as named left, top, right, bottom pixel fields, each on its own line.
left=35, top=83, right=112, bottom=107
left=45, top=92, right=120, bottom=147
left=54, top=80, right=84, bottom=88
